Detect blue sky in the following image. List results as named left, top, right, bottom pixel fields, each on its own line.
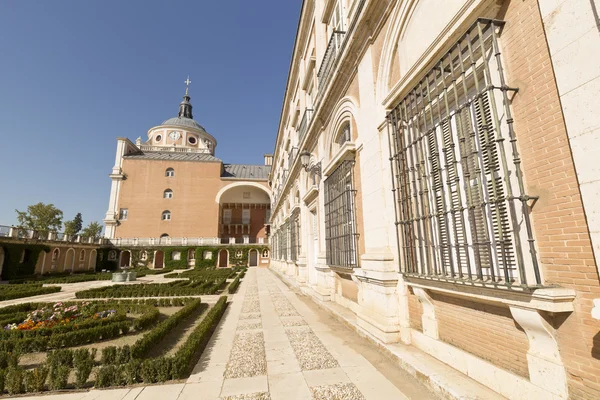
left=0, top=0, right=300, bottom=229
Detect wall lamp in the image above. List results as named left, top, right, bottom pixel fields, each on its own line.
left=300, top=150, right=322, bottom=177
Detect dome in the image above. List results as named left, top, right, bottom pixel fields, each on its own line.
left=161, top=117, right=207, bottom=132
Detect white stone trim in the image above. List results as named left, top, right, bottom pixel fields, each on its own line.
left=509, top=307, right=568, bottom=399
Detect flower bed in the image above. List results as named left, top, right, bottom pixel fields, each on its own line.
left=3, top=302, right=114, bottom=332
left=0, top=284, right=61, bottom=301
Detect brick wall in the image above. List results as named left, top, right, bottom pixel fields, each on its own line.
left=407, top=288, right=423, bottom=332
left=431, top=293, right=530, bottom=378
left=498, top=0, right=600, bottom=397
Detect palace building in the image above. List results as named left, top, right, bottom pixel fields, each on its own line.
left=103, top=82, right=273, bottom=247
left=268, top=0, right=600, bottom=399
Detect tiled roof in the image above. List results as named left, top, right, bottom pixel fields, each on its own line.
left=124, top=152, right=221, bottom=163
left=222, top=164, right=271, bottom=180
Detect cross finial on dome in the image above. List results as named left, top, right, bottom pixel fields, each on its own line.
left=184, top=75, right=192, bottom=95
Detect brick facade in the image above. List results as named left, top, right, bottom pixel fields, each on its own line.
left=499, top=0, right=600, bottom=397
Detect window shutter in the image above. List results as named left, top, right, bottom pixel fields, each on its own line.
left=473, top=93, right=515, bottom=280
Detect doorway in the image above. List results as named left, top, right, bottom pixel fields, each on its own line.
left=218, top=250, right=228, bottom=268
left=154, top=251, right=164, bottom=269
left=249, top=249, right=258, bottom=267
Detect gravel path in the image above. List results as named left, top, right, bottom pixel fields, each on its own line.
left=286, top=326, right=339, bottom=370
left=311, top=383, right=366, bottom=400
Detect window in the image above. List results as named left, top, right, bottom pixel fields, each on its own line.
left=223, top=209, right=232, bottom=224
left=330, top=0, right=346, bottom=32
left=324, top=160, right=358, bottom=268
left=79, top=250, right=85, bottom=261
left=188, top=136, right=197, bottom=145
left=290, top=210, right=300, bottom=262
left=164, top=189, right=173, bottom=199
left=165, top=168, right=175, bottom=177
left=160, top=233, right=169, bottom=238
left=172, top=251, right=181, bottom=261
left=335, top=122, right=351, bottom=147
left=242, top=209, right=251, bottom=225
left=387, top=19, right=540, bottom=288
left=119, top=208, right=128, bottom=220
left=155, top=135, right=162, bottom=142
left=162, top=210, right=171, bottom=221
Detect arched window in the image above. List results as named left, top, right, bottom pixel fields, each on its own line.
left=164, top=189, right=173, bottom=199
left=335, top=122, right=351, bottom=147
left=162, top=211, right=171, bottom=221
left=160, top=233, right=169, bottom=238
left=165, top=168, right=175, bottom=177
left=79, top=249, right=86, bottom=261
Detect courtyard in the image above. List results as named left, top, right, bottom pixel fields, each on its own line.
left=0, top=267, right=439, bottom=400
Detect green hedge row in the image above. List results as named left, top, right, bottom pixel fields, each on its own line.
left=75, top=279, right=225, bottom=299
left=228, top=276, right=241, bottom=294
left=130, top=298, right=203, bottom=359
left=23, top=273, right=112, bottom=284
left=0, top=319, right=131, bottom=353
left=0, top=285, right=61, bottom=301
left=93, top=296, right=228, bottom=385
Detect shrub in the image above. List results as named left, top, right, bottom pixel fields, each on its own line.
left=139, top=360, right=157, bottom=384
left=0, top=369, right=5, bottom=393
left=101, top=346, right=117, bottom=365
left=116, top=345, right=131, bottom=364
left=155, top=357, right=173, bottom=382
left=5, top=367, right=25, bottom=395
left=73, top=348, right=96, bottom=388
left=0, top=351, right=20, bottom=369
left=123, top=359, right=141, bottom=385
left=95, top=364, right=123, bottom=388
left=24, top=366, right=48, bottom=392
left=47, top=349, right=73, bottom=368
left=48, top=365, right=70, bottom=390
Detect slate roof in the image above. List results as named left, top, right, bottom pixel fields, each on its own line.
left=222, top=164, right=271, bottom=180
left=123, top=152, right=221, bottom=163
left=161, top=117, right=207, bottom=132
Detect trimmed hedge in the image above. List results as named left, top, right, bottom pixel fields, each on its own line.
left=75, top=279, right=224, bottom=299
left=93, top=296, right=228, bottom=385
left=228, top=276, right=241, bottom=294
left=22, top=273, right=112, bottom=285
left=130, top=298, right=203, bottom=359
left=0, top=285, right=61, bottom=301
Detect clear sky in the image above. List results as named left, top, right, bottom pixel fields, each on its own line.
left=0, top=0, right=301, bottom=230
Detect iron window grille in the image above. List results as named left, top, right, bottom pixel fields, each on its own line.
left=387, top=19, right=541, bottom=289
left=324, top=160, right=359, bottom=268
left=290, top=209, right=301, bottom=262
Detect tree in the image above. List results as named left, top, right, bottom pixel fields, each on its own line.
left=15, top=203, right=63, bottom=232
left=81, top=222, right=103, bottom=239
left=64, top=213, right=83, bottom=237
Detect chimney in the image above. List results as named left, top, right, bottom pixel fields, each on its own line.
left=264, top=154, right=273, bottom=166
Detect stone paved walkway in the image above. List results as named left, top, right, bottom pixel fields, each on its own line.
left=14, top=268, right=437, bottom=400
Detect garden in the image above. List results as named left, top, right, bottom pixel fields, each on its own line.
left=0, top=296, right=228, bottom=395
left=0, top=266, right=248, bottom=395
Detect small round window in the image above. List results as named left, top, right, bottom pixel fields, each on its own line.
left=188, top=136, right=197, bottom=145
left=155, top=135, right=162, bottom=142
